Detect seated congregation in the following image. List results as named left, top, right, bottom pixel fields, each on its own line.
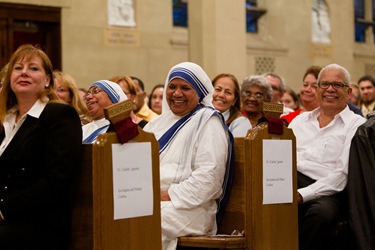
left=0, top=44, right=370, bottom=250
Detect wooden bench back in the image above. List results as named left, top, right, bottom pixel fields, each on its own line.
left=218, top=125, right=298, bottom=250
left=70, top=127, right=162, bottom=250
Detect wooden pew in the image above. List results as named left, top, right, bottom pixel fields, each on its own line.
left=69, top=100, right=162, bottom=250
left=178, top=104, right=299, bottom=250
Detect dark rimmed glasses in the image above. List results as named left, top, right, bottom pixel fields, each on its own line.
left=318, top=81, right=349, bottom=89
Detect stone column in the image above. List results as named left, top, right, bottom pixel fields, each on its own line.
left=188, top=0, right=247, bottom=80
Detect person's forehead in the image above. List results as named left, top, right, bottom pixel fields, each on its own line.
left=320, top=69, right=344, bottom=81
left=133, top=79, right=142, bottom=90
left=266, top=75, right=281, bottom=86
left=359, top=80, right=374, bottom=87
left=16, top=54, right=41, bottom=64
left=244, top=85, right=263, bottom=93
left=118, top=81, right=129, bottom=89
left=304, top=74, right=317, bottom=83
left=169, top=78, right=189, bottom=85
left=56, top=82, right=68, bottom=89
left=283, top=93, right=293, bottom=99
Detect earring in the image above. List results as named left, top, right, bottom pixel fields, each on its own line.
left=45, top=84, right=49, bottom=88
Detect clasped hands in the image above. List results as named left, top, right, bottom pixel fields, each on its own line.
left=160, top=190, right=171, bottom=201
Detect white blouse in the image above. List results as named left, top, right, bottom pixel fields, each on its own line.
left=221, top=109, right=252, bottom=137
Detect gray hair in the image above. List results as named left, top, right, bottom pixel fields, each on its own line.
left=262, top=72, right=286, bottom=92
left=317, top=64, right=351, bottom=85
left=242, top=75, right=272, bottom=102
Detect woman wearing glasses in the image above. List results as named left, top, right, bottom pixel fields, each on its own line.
left=240, top=75, right=272, bottom=127
left=82, top=80, right=128, bottom=143
left=212, top=73, right=252, bottom=137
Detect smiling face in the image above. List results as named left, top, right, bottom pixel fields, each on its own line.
left=85, top=86, right=114, bottom=120
left=300, top=73, right=319, bottom=110
left=150, top=87, right=164, bottom=114
left=212, top=76, right=237, bottom=113
left=10, top=55, right=50, bottom=101
left=318, top=68, right=351, bottom=115
left=166, top=78, right=199, bottom=116
left=241, top=85, right=265, bottom=114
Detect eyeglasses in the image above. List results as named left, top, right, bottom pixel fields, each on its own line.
left=241, top=91, right=264, bottom=100
left=318, top=81, right=349, bottom=89
left=83, top=87, right=103, bottom=99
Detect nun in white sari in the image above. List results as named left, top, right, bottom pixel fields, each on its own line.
left=144, top=62, right=233, bottom=250
left=82, top=80, right=127, bottom=143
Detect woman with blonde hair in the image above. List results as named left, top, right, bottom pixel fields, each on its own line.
left=0, top=44, right=82, bottom=249
left=53, top=70, right=91, bottom=125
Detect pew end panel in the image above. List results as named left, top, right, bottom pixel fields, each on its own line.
left=92, top=128, right=162, bottom=250
left=70, top=127, right=162, bottom=250
left=247, top=126, right=298, bottom=250
left=178, top=125, right=298, bottom=250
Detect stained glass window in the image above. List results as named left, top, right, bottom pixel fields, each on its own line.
left=172, top=0, right=188, bottom=27
left=246, top=0, right=266, bottom=33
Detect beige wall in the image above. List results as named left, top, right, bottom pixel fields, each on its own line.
left=1, top=0, right=375, bottom=93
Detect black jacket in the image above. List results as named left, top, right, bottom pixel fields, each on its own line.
left=348, top=111, right=375, bottom=250
left=0, top=102, right=82, bottom=248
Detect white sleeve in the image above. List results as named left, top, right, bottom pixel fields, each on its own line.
left=229, top=116, right=252, bottom=137
left=168, top=116, right=228, bottom=209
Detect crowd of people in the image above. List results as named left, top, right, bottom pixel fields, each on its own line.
left=0, top=43, right=373, bottom=250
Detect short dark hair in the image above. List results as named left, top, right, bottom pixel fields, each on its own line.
left=358, top=75, right=375, bottom=87
left=130, top=76, right=145, bottom=91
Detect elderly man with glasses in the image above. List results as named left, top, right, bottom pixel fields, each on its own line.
left=288, top=64, right=366, bottom=250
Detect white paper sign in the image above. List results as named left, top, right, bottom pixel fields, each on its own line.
left=112, top=142, right=153, bottom=219
left=262, top=139, right=293, bottom=204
